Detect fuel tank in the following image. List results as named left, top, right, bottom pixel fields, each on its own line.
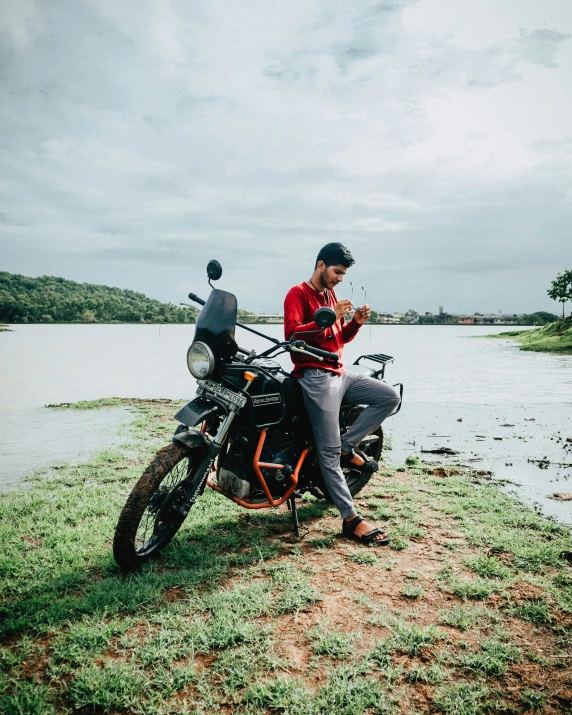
left=222, top=359, right=288, bottom=427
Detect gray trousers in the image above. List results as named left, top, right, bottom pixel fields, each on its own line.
left=299, top=369, right=401, bottom=519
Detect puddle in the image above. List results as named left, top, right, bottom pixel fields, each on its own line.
left=386, top=403, right=572, bottom=525
left=0, top=406, right=135, bottom=490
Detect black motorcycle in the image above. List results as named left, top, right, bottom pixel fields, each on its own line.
left=113, top=261, right=403, bottom=572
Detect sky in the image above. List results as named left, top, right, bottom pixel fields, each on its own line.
left=1, top=0, right=571, bottom=315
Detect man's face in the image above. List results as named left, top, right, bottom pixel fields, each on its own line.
left=318, top=261, right=347, bottom=290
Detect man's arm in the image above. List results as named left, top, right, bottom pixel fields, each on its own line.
left=341, top=304, right=369, bottom=344
left=284, top=288, right=320, bottom=341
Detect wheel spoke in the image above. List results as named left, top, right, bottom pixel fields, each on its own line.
left=134, top=455, right=193, bottom=555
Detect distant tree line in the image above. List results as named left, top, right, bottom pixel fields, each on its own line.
left=0, top=272, right=198, bottom=324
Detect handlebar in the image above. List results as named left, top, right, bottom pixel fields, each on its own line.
left=188, top=292, right=206, bottom=307
left=292, top=341, right=338, bottom=362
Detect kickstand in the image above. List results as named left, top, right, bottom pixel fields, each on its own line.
left=287, top=495, right=299, bottom=538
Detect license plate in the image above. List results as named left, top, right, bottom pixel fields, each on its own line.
left=198, top=380, right=247, bottom=409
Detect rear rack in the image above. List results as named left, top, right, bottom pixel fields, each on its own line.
left=353, top=353, right=394, bottom=379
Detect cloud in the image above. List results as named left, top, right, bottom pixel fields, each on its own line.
left=0, top=0, right=571, bottom=314
left=516, top=28, right=571, bottom=68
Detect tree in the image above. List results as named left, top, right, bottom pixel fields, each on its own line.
left=523, top=311, right=558, bottom=326
left=548, top=270, right=572, bottom=319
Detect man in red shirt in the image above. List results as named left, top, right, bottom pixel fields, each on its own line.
left=284, top=243, right=401, bottom=544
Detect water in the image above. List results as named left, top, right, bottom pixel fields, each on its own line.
left=1, top=324, right=571, bottom=523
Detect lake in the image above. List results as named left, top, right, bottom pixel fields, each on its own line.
left=1, top=323, right=571, bottom=524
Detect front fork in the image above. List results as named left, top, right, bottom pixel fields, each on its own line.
left=176, top=402, right=244, bottom=517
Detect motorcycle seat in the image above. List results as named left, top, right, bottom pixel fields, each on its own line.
left=345, top=363, right=375, bottom=377
left=282, top=376, right=305, bottom=419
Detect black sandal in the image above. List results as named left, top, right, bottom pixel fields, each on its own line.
left=340, top=448, right=378, bottom=474
left=342, top=515, right=389, bottom=545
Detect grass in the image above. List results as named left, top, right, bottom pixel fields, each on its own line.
left=433, top=682, right=493, bottom=715
left=520, top=689, right=548, bottom=711
left=1, top=398, right=572, bottom=714
left=401, top=584, right=424, bottom=599
left=439, top=605, right=501, bottom=631
left=464, top=555, right=511, bottom=580
left=482, top=316, right=572, bottom=353
left=459, top=638, right=521, bottom=678
left=309, top=622, right=357, bottom=659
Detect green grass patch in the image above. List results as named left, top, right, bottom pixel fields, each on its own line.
left=482, top=317, right=572, bottom=353
left=406, top=662, right=449, bottom=684
left=464, top=555, right=511, bottom=580
left=459, top=638, right=521, bottom=678
left=433, top=681, right=493, bottom=715
left=506, top=599, right=553, bottom=625
left=385, top=621, right=443, bottom=656
left=309, top=623, right=357, bottom=660
left=439, top=605, right=501, bottom=631
left=520, top=689, right=548, bottom=711
left=448, top=577, right=499, bottom=601
left=401, top=585, right=424, bottom=599
left=348, top=550, right=378, bottom=565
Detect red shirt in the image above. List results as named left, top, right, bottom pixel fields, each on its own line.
left=283, top=282, right=361, bottom=378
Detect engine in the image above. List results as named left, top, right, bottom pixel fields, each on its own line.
left=217, top=427, right=300, bottom=501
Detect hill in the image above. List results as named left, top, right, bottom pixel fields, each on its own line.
left=0, top=272, right=198, bottom=324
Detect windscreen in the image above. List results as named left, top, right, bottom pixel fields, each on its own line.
left=194, top=288, right=238, bottom=362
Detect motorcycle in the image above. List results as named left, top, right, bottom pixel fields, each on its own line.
left=113, top=260, right=403, bottom=572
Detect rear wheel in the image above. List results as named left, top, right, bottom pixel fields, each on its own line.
left=113, top=442, right=205, bottom=572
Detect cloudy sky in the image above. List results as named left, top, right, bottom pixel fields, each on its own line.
left=1, top=0, right=571, bottom=315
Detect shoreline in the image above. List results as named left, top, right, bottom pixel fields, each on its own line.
left=481, top=318, right=572, bottom=354
left=2, top=321, right=543, bottom=327
left=1, top=399, right=571, bottom=713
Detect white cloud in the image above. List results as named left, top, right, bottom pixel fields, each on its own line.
left=0, top=0, right=571, bottom=314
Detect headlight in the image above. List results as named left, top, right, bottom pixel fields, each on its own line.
left=186, top=341, right=215, bottom=379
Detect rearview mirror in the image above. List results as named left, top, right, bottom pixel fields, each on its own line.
left=207, top=260, right=222, bottom=281
left=314, top=306, right=336, bottom=329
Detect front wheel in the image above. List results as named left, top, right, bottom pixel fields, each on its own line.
left=113, top=442, right=205, bottom=572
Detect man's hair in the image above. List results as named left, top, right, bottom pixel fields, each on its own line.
left=315, top=242, right=355, bottom=269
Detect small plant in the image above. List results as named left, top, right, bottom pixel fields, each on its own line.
left=386, top=621, right=442, bottom=657
left=405, top=455, right=421, bottom=466
left=520, top=688, right=548, bottom=711
left=309, top=624, right=356, bottom=660
left=401, top=585, right=424, bottom=599
left=406, top=663, right=449, bottom=684
left=307, top=535, right=336, bottom=550
left=389, top=535, right=408, bottom=551
left=406, top=572, right=419, bottom=579
left=439, top=605, right=499, bottom=631
left=449, top=577, right=497, bottom=601
left=460, top=639, right=521, bottom=678
left=433, top=682, right=492, bottom=715
left=365, top=641, right=392, bottom=667
left=348, top=550, right=378, bottom=565
left=507, top=599, right=553, bottom=625
left=464, top=556, right=511, bottom=580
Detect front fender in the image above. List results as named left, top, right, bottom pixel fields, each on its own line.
left=174, top=395, right=226, bottom=428
left=172, top=428, right=212, bottom=450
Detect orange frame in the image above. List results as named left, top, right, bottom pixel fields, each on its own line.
left=206, top=427, right=310, bottom=509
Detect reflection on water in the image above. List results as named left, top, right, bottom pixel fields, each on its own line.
left=1, top=324, right=571, bottom=522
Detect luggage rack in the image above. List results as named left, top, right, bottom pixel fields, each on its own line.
left=353, top=353, right=394, bottom=380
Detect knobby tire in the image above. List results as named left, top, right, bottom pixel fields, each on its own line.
left=113, top=441, right=204, bottom=572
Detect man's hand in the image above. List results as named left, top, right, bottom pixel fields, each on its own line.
left=353, top=304, right=371, bottom=325
left=334, top=299, right=353, bottom=321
